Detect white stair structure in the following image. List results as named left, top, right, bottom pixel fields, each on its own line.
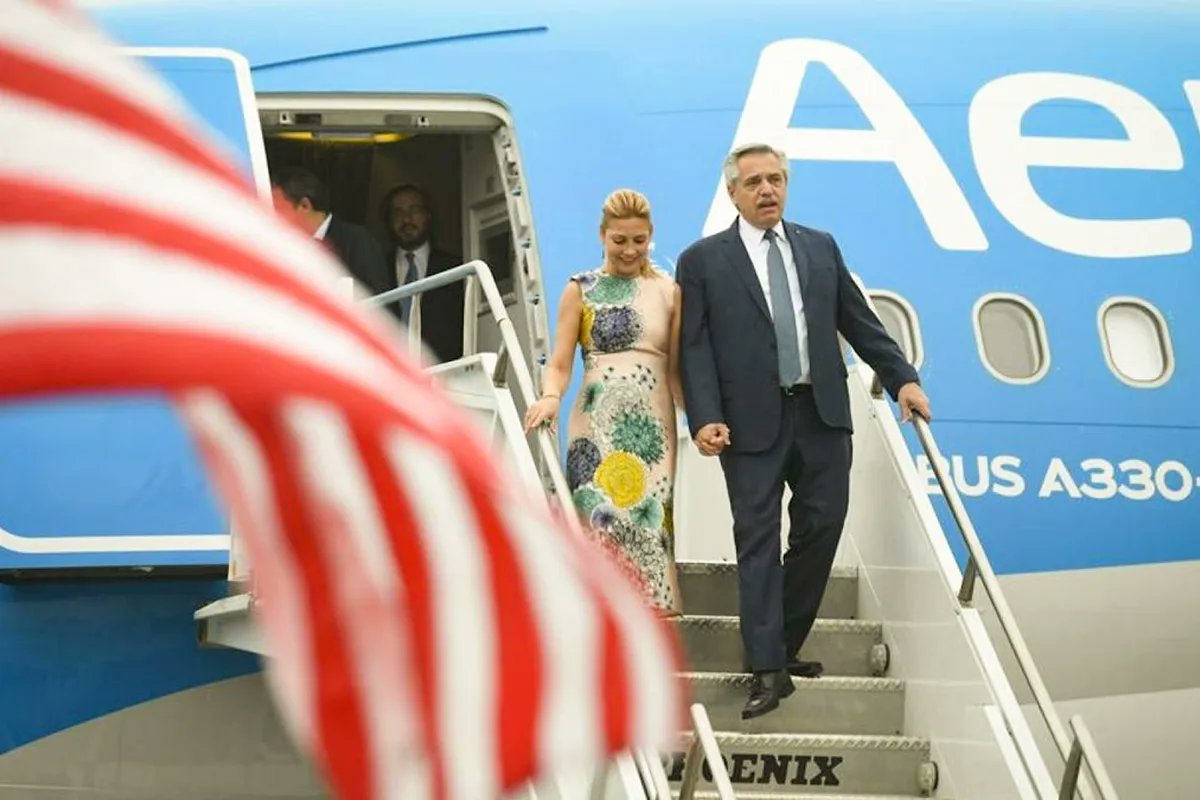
left=194, top=262, right=1118, bottom=799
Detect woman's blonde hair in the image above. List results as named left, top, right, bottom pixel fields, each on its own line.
left=600, top=189, right=655, bottom=277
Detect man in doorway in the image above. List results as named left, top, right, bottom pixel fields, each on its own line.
left=380, top=184, right=465, bottom=363
left=677, top=143, right=931, bottom=720
left=270, top=167, right=388, bottom=294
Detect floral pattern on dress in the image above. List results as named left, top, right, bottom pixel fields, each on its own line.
left=586, top=273, right=638, bottom=305
left=567, top=268, right=679, bottom=615
left=581, top=381, right=604, bottom=412
left=630, top=495, right=664, bottom=531
left=591, top=378, right=652, bottom=434
left=611, top=411, right=666, bottom=465
left=600, top=518, right=674, bottom=611
left=590, top=503, right=619, bottom=531
left=566, top=437, right=602, bottom=491
left=572, top=484, right=605, bottom=518
left=594, top=451, right=646, bottom=509
left=579, top=304, right=595, bottom=351
left=591, top=306, right=643, bottom=352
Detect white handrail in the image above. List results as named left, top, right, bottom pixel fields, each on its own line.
left=366, top=260, right=579, bottom=534
left=850, top=275, right=1114, bottom=800
left=678, top=704, right=735, bottom=800
left=635, top=747, right=672, bottom=799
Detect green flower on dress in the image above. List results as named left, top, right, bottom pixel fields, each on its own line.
left=630, top=495, right=664, bottom=531
left=593, top=378, right=652, bottom=431
left=611, top=411, right=665, bottom=465
left=581, top=381, right=605, bottom=413
left=572, top=484, right=606, bottom=518
left=586, top=274, right=637, bottom=305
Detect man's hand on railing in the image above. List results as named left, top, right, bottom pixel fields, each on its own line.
left=897, top=381, right=931, bottom=423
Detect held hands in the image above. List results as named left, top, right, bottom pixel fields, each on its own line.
left=694, top=422, right=731, bottom=457
left=523, top=395, right=560, bottom=433
left=897, top=382, right=932, bottom=423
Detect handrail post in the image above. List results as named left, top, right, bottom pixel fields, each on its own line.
left=492, top=340, right=510, bottom=387
left=1066, top=716, right=1121, bottom=799
left=679, top=704, right=735, bottom=800
left=677, top=736, right=703, bottom=800
left=958, top=557, right=978, bottom=605
left=1059, top=734, right=1085, bottom=800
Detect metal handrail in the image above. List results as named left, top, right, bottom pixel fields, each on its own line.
left=678, top=704, right=735, bottom=800
left=631, top=747, right=671, bottom=800
left=365, top=261, right=579, bottom=534
left=848, top=274, right=1115, bottom=799
left=1060, top=716, right=1120, bottom=800
left=906, top=409, right=1113, bottom=799
left=643, top=747, right=673, bottom=799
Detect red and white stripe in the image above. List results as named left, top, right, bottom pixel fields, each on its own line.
left=0, top=3, right=684, bottom=799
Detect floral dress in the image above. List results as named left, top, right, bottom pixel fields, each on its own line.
left=566, top=267, right=681, bottom=615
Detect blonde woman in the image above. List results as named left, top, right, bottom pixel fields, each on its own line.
left=524, top=189, right=683, bottom=616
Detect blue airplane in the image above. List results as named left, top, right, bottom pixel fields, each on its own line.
left=1, top=1, right=1197, bottom=796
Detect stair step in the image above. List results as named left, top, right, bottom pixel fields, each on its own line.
left=665, top=732, right=930, bottom=796
left=682, top=673, right=905, bottom=736
left=688, top=794, right=921, bottom=800
left=678, top=562, right=858, bottom=619
left=673, top=616, right=885, bottom=677
left=686, top=791, right=916, bottom=796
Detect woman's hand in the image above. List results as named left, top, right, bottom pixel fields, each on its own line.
left=523, top=395, right=561, bottom=433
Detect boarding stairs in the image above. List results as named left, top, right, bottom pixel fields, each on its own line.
left=662, top=562, right=934, bottom=800
left=195, top=261, right=1120, bottom=800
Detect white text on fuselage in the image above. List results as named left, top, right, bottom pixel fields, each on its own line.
left=915, top=455, right=1199, bottom=501
left=706, top=39, right=1200, bottom=259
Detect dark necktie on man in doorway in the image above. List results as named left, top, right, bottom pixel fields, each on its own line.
left=765, top=229, right=803, bottom=387
left=400, top=251, right=418, bottom=323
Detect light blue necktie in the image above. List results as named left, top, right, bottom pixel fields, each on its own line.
left=400, top=251, right=418, bottom=323
left=765, top=229, right=803, bottom=387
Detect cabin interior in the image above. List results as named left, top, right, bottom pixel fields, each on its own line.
left=257, top=99, right=538, bottom=372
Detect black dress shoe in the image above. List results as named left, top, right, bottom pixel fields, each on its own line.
left=786, top=658, right=824, bottom=678
left=742, top=669, right=795, bottom=720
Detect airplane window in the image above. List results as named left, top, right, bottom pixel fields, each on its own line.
left=1100, top=299, right=1173, bottom=386
left=974, top=295, right=1049, bottom=383
left=868, top=291, right=923, bottom=367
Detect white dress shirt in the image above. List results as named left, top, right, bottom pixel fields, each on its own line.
left=738, top=216, right=811, bottom=384
left=395, top=240, right=432, bottom=287
left=313, top=213, right=333, bottom=241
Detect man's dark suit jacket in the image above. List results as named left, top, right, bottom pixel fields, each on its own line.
left=380, top=245, right=466, bottom=364
left=324, top=216, right=389, bottom=294
left=677, top=218, right=918, bottom=453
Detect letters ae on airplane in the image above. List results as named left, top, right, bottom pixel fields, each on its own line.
left=705, top=39, right=1200, bottom=259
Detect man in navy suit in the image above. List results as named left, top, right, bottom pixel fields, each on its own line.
left=270, top=167, right=388, bottom=294
left=677, top=143, right=931, bottom=720
left=378, top=184, right=465, bottom=364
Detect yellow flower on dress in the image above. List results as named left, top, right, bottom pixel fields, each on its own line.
left=594, top=451, right=646, bottom=508
left=580, top=304, right=595, bottom=350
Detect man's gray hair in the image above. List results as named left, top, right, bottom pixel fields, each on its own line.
left=722, top=143, right=789, bottom=188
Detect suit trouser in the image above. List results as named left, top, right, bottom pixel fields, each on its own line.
left=718, top=388, right=851, bottom=672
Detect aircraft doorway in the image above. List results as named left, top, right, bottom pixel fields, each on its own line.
left=256, top=95, right=548, bottom=378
